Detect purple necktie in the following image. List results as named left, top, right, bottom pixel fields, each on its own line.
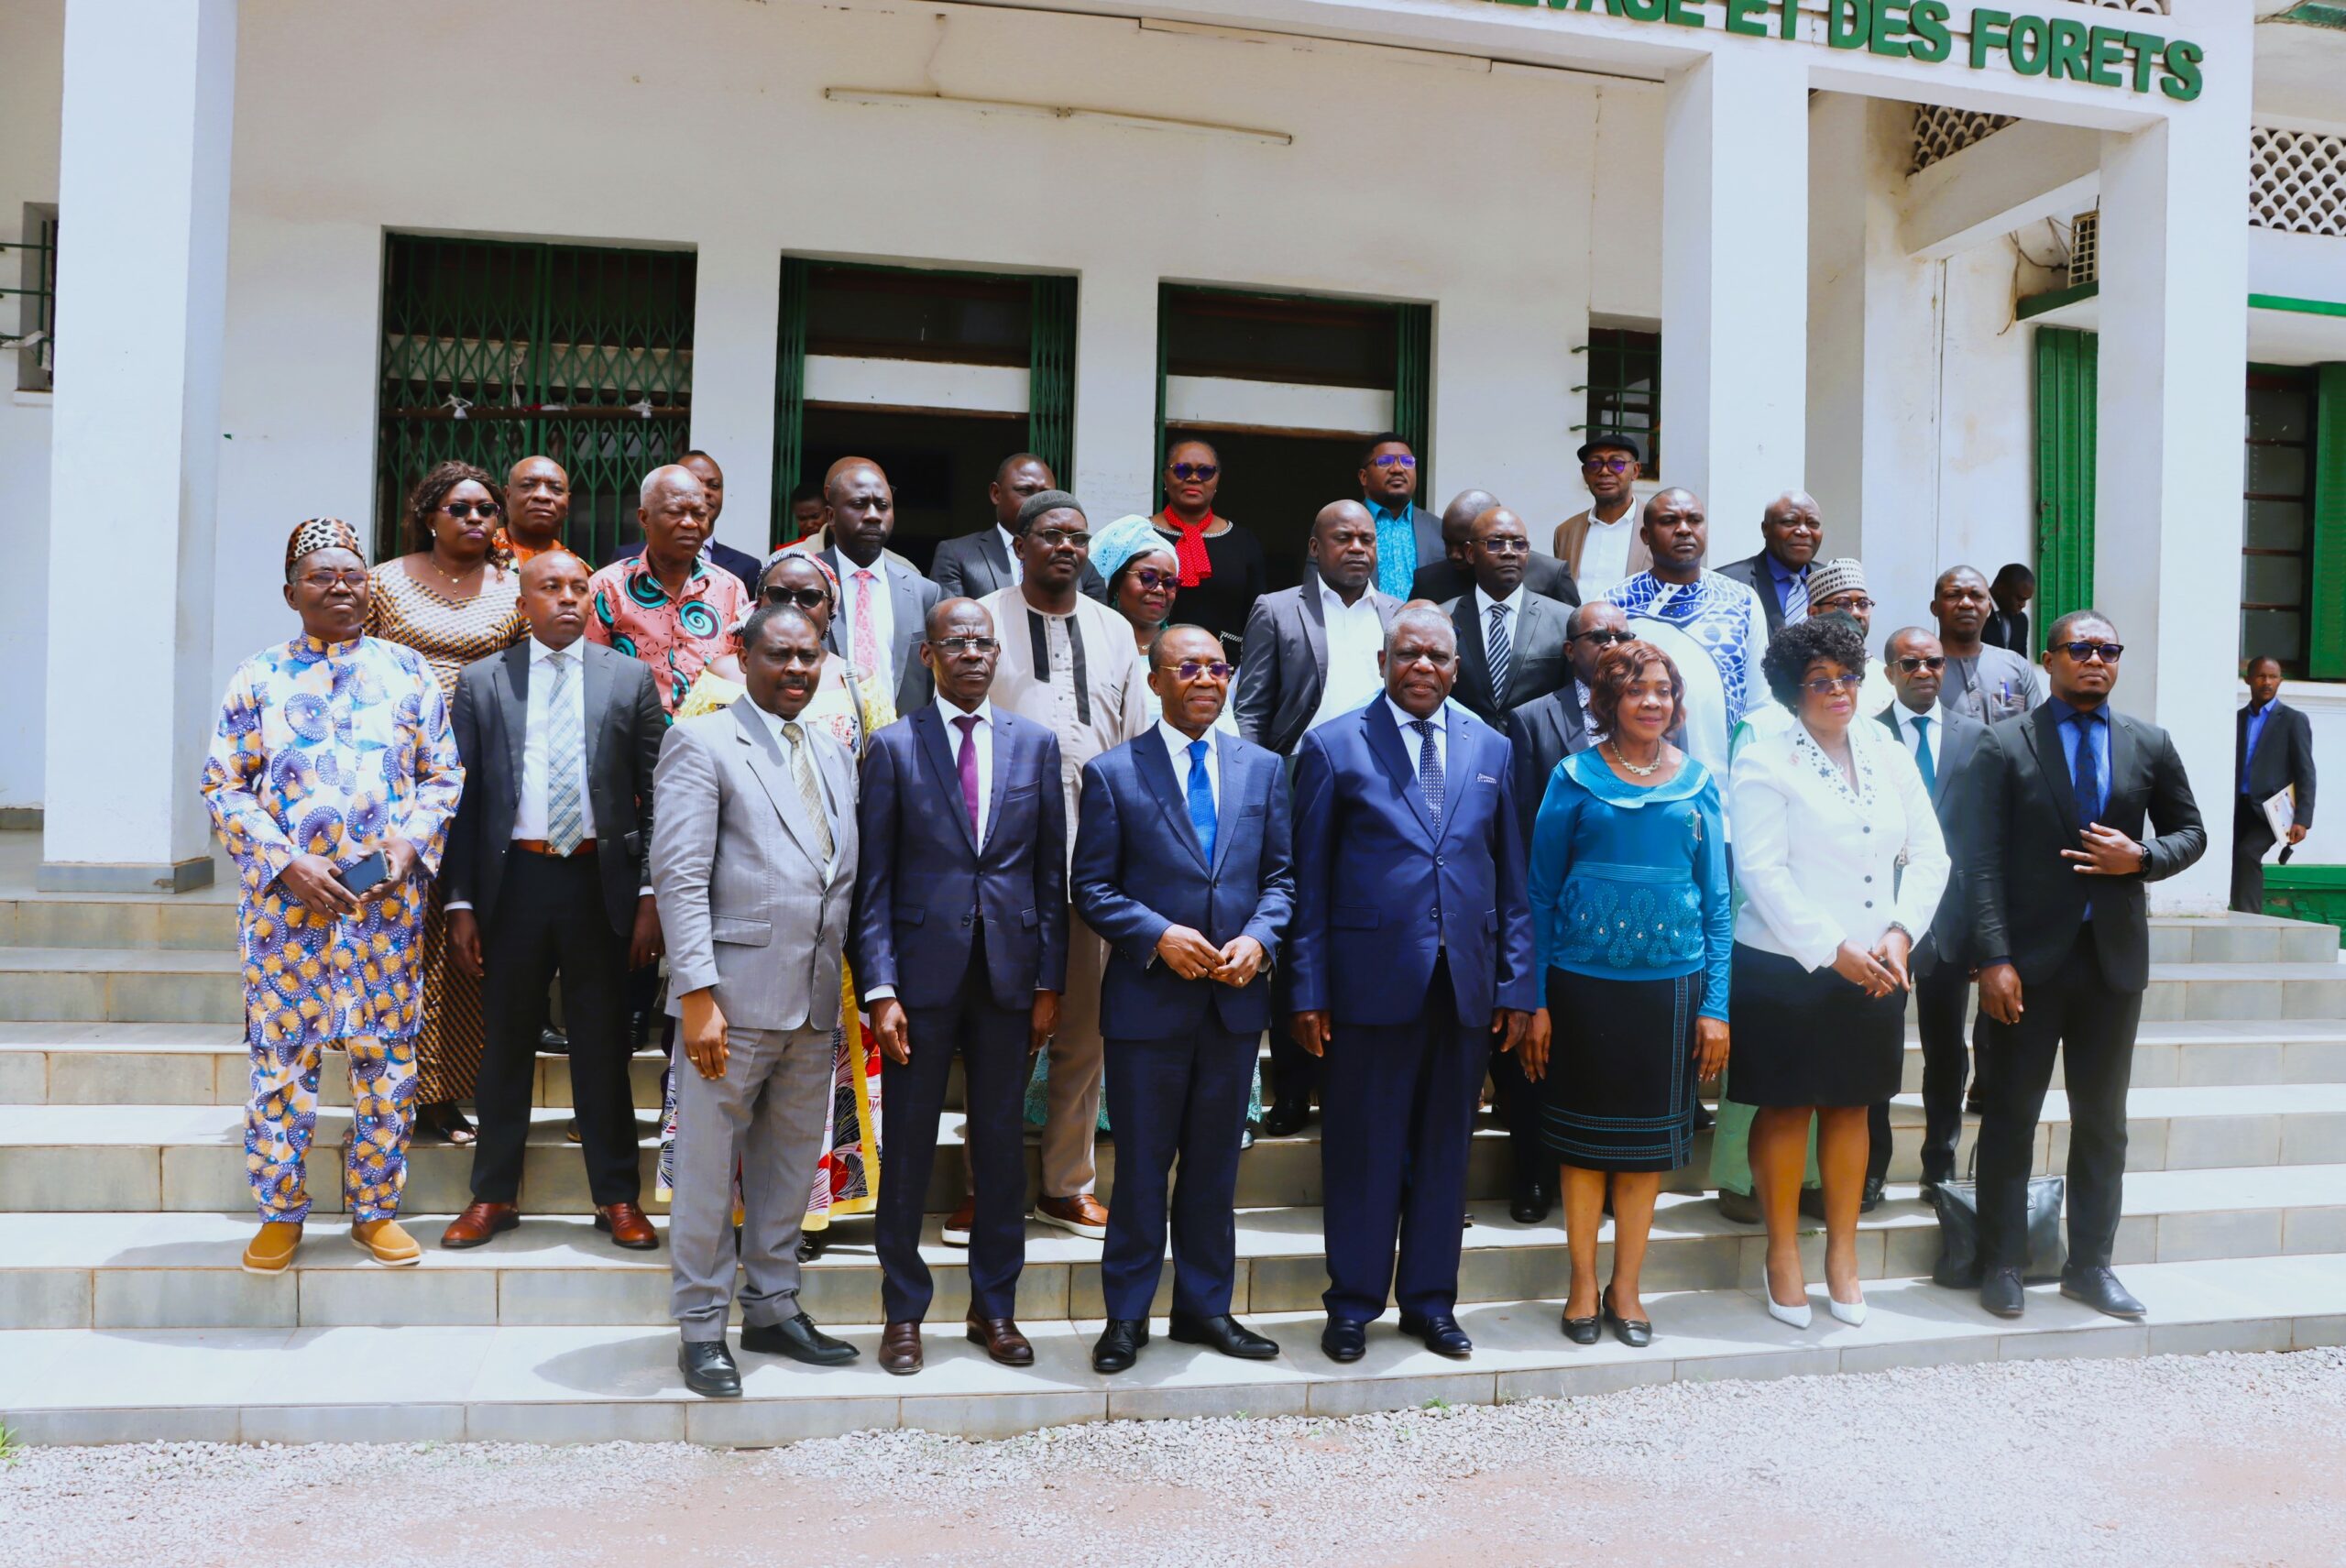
left=952, top=713, right=982, bottom=842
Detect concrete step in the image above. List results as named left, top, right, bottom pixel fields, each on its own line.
left=2136, top=960, right=2346, bottom=1023
left=2148, top=914, right=2339, bottom=968
left=9, top=1164, right=2340, bottom=1333
left=0, top=947, right=243, bottom=1025
left=5, top=1252, right=2341, bottom=1446
left=0, top=891, right=239, bottom=952
left=8, top=1085, right=2346, bottom=1217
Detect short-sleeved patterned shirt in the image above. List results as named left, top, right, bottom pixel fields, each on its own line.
left=583, top=554, right=750, bottom=718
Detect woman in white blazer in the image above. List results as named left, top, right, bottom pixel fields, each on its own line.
left=1729, top=616, right=1947, bottom=1331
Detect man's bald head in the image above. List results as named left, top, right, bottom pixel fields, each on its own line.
left=1468, top=506, right=1532, bottom=598
left=1760, top=490, right=1823, bottom=569
left=1312, top=500, right=1378, bottom=598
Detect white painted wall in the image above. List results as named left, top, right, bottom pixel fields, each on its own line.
left=0, top=0, right=62, bottom=811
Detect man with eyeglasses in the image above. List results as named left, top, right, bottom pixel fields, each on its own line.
left=1552, top=435, right=1650, bottom=598
left=854, top=598, right=1069, bottom=1376
left=1074, top=624, right=1295, bottom=1375
left=1447, top=507, right=1575, bottom=740
left=1507, top=601, right=1632, bottom=846
left=930, top=452, right=1110, bottom=603
left=1717, top=492, right=1825, bottom=641
left=1413, top=488, right=1581, bottom=609
left=1968, top=611, right=2206, bottom=1322
left=1357, top=432, right=1442, bottom=602
left=978, top=489, right=1152, bottom=1241
left=1931, top=565, right=2044, bottom=724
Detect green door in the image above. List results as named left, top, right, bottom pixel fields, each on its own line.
left=2033, top=326, right=2099, bottom=650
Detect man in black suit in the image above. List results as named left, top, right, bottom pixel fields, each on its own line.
left=1983, top=563, right=2034, bottom=653
left=1446, top=506, right=1573, bottom=737
left=1968, top=609, right=2206, bottom=1321
left=810, top=457, right=944, bottom=717
left=441, top=551, right=667, bottom=1252
left=1875, top=627, right=1988, bottom=1198
left=1412, top=489, right=1580, bottom=609
left=1505, top=600, right=1632, bottom=844
left=928, top=453, right=1108, bottom=602
left=603, top=449, right=765, bottom=597
left=1714, top=490, right=1822, bottom=642
left=2232, top=654, right=2317, bottom=914
left=853, top=598, right=1068, bottom=1376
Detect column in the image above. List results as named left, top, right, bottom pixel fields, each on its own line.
left=686, top=238, right=781, bottom=555
left=40, top=0, right=238, bottom=892
left=1069, top=264, right=1159, bottom=521
left=1661, top=46, right=1809, bottom=566
left=2095, top=84, right=2251, bottom=916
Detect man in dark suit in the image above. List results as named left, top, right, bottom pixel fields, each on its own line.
left=1875, top=627, right=1988, bottom=1198
left=1968, top=609, right=2206, bottom=1321
left=1288, top=606, right=1538, bottom=1362
left=603, top=449, right=765, bottom=597
left=928, top=453, right=1108, bottom=602
left=1073, top=624, right=1296, bottom=1374
left=1412, top=488, right=1580, bottom=609
left=1714, top=490, right=1823, bottom=642
left=1983, top=563, right=2035, bottom=653
left=2233, top=654, right=2317, bottom=914
left=809, top=457, right=944, bottom=717
left=853, top=598, right=1068, bottom=1376
left=441, top=551, right=666, bottom=1252
left=1446, top=506, right=1573, bottom=737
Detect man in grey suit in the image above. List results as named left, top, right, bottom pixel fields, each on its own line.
left=442, top=553, right=667, bottom=1253
left=1446, top=506, right=1573, bottom=737
left=928, top=453, right=1108, bottom=603
left=653, top=604, right=863, bottom=1398
left=1412, top=488, right=1579, bottom=609
left=810, top=457, right=944, bottom=718
left=1877, top=626, right=1989, bottom=1196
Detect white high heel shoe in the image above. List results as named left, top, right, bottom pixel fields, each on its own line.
left=1828, top=1288, right=1868, bottom=1327
left=1764, top=1289, right=1813, bottom=1330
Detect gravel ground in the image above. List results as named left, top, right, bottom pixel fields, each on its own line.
left=5, top=1350, right=2345, bottom=1568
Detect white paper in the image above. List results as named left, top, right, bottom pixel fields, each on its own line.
left=2263, top=787, right=2296, bottom=844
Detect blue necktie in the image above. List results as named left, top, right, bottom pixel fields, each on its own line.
left=1912, top=714, right=1935, bottom=795
left=1409, top=718, right=1444, bottom=827
left=1186, top=739, right=1217, bottom=864
left=2071, top=711, right=2103, bottom=822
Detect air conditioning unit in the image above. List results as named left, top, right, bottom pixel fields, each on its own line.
left=2068, top=210, right=2099, bottom=288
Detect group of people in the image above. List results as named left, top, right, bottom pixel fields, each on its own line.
left=203, top=420, right=2300, bottom=1398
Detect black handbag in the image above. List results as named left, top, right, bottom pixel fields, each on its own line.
left=1927, top=1151, right=2067, bottom=1288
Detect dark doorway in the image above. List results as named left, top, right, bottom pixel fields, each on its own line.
left=800, top=406, right=1027, bottom=576
left=1160, top=425, right=1367, bottom=593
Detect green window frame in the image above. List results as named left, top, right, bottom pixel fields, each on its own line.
left=2032, top=326, right=2098, bottom=645
left=376, top=236, right=696, bottom=565
left=1577, top=326, right=1661, bottom=479
left=2311, top=364, right=2346, bottom=681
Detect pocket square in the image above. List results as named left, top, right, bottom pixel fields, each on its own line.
left=1476, top=773, right=1497, bottom=784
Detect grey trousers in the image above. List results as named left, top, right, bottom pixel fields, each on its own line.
left=668, top=1021, right=832, bottom=1343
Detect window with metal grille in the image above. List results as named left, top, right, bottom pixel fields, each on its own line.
left=1578, top=326, right=1660, bottom=478
left=376, top=236, right=696, bottom=565
left=2242, top=367, right=2319, bottom=674
left=5, top=204, right=57, bottom=393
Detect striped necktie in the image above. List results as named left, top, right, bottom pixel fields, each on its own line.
left=1782, top=568, right=1810, bottom=625
left=781, top=721, right=835, bottom=862
left=1485, top=602, right=1513, bottom=708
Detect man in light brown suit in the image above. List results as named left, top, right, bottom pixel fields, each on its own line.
left=1551, top=433, right=1650, bottom=598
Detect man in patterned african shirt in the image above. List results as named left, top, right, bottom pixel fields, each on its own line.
left=1605, top=488, right=1773, bottom=780
left=199, top=519, right=465, bottom=1277
left=584, top=465, right=751, bottom=718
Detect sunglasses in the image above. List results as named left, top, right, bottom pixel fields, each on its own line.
left=1369, top=454, right=1417, bottom=469
left=2057, top=641, right=2124, bottom=663
left=1573, top=629, right=1636, bottom=647
left=1159, top=660, right=1233, bottom=682
left=1168, top=463, right=1219, bottom=482
left=441, top=499, right=500, bottom=520
left=1892, top=655, right=1947, bottom=674
left=762, top=648, right=826, bottom=669
left=1801, top=673, right=1864, bottom=696
left=1032, top=527, right=1091, bottom=550
left=1129, top=567, right=1178, bottom=592
left=761, top=585, right=831, bottom=610
left=930, top=635, right=1000, bottom=655
left=1582, top=457, right=1634, bottom=476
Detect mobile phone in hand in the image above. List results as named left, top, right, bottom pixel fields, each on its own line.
left=334, top=850, right=389, bottom=894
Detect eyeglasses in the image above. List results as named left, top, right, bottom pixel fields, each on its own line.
left=1159, top=660, right=1233, bottom=681
left=1391, top=649, right=1455, bottom=669
left=441, top=499, right=500, bottom=520
left=1129, top=567, right=1178, bottom=592
left=930, top=635, right=1000, bottom=655
left=296, top=570, right=368, bottom=592
left=758, top=648, right=826, bottom=669
left=1801, top=673, right=1864, bottom=696
left=1819, top=597, right=1876, bottom=614
left=762, top=585, right=831, bottom=610
left=1582, top=457, right=1634, bottom=476
left=1168, top=463, right=1219, bottom=482
left=1477, top=538, right=1531, bottom=555
left=2057, top=641, right=2124, bottom=663
left=1573, top=629, right=1636, bottom=647
left=1032, top=527, right=1091, bottom=550
left=1369, top=454, right=1417, bottom=469
left=1892, top=655, right=1947, bottom=674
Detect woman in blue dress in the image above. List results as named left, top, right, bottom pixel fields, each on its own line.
left=1525, top=640, right=1732, bottom=1347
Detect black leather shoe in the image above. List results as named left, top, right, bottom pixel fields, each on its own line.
left=1169, top=1311, right=1279, bottom=1360
left=1321, top=1318, right=1367, bottom=1363
left=1509, top=1181, right=1551, bottom=1225
left=1980, top=1266, right=2026, bottom=1319
left=1716, top=1189, right=1760, bottom=1224
left=1693, top=1102, right=1716, bottom=1131
left=539, top=1026, right=569, bottom=1051
left=1602, top=1287, right=1652, bottom=1349
left=1092, top=1319, right=1148, bottom=1374
left=741, top=1310, right=859, bottom=1366
left=1398, top=1311, right=1473, bottom=1357
left=2060, top=1266, right=2146, bottom=1320
left=1797, top=1186, right=1827, bottom=1222
left=1561, top=1309, right=1600, bottom=1345
left=1860, top=1175, right=1886, bottom=1213
left=796, top=1230, right=827, bottom=1263
left=678, top=1339, right=741, bottom=1398
left=1260, top=1098, right=1310, bottom=1138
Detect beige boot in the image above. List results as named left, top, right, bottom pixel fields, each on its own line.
left=349, top=1217, right=422, bottom=1267
left=242, top=1221, right=303, bottom=1276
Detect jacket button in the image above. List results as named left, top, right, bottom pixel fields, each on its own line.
left=1864, top=900, right=1874, bottom=909
left=1864, top=875, right=1872, bottom=883
left=961, top=915, right=971, bottom=927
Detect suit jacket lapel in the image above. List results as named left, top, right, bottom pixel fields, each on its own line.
left=2027, top=702, right=2083, bottom=839
left=729, top=699, right=826, bottom=869
left=914, top=706, right=981, bottom=855
left=981, top=530, right=1011, bottom=584
left=1364, top=700, right=1440, bottom=843
left=1298, top=583, right=1331, bottom=697
left=2107, top=709, right=2136, bottom=823
left=1450, top=598, right=1493, bottom=714
left=580, top=641, right=611, bottom=779
left=1136, top=728, right=1211, bottom=872
left=1210, top=740, right=1244, bottom=878
left=1437, top=705, right=1470, bottom=847
left=496, top=644, right=529, bottom=788
left=885, top=560, right=923, bottom=685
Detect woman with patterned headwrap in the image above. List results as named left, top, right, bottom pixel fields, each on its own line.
left=366, top=461, right=531, bottom=1145
left=200, top=518, right=466, bottom=1275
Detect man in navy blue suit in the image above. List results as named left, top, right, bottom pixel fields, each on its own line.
left=1288, top=604, right=1538, bottom=1362
left=852, top=598, right=1068, bottom=1376
left=1073, top=624, right=1296, bottom=1375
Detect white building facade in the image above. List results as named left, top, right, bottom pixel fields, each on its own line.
left=2, top=0, right=2337, bottom=917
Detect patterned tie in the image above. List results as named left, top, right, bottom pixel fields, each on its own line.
left=1485, top=602, right=1513, bottom=708
left=544, top=651, right=585, bottom=855
left=1186, top=739, right=1217, bottom=864
left=781, top=720, right=836, bottom=862
left=1409, top=718, right=1444, bottom=827
left=1782, top=568, right=1810, bottom=626
left=1911, top=714, right=1936, bottom=795
left=952, top=713, right=983, bottom=843
left=852, top=569, right=882, bottom=680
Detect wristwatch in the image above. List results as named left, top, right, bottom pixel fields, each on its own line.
left=2138, top=843, right=2153, bottom=874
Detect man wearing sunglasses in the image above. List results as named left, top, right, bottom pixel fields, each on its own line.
left=1967, top=611, right=2206, bottom=1323
left=1358, top=432, right=1442, bottom=603
left=1551, top=434, right=1650, bottom=597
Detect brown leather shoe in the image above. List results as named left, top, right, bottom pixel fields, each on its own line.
left=940, top=1200, right=975, bottom=1247
left=965, top=1312, right=1035, bottom=1366
left=440, top=1201, right=520, bottom=1249
left=880, top=1321, right=924, bottom=1376
left=1034, top=1192, right=1109, bottom=1239
left=595, top=1202, right=659, bottom=1250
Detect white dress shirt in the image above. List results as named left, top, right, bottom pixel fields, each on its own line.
left=1385, top=696, right=1448, bottom=784
left=996, top=525, right=1024, bottom=587
left=1159, top=718, right=1222, bottom=817
left=1309, top=577, right=1386, bottom=733
left=1576, top=512, right=1636, bottom=596
left=1729, top=718, right=1949, bottom=970
left=1883, top=699, right=1948, bottom=761
left=834, top=555, right=896, bottom=692
left=941, top=696, right=998, bottom=848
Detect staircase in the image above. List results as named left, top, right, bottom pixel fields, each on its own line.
left=5, top=828, right=2345, bottom=1446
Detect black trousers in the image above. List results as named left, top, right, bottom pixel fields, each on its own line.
left=1975, top=934, right=2142, bottom=1273
left=1868, top=958, right=1985, bottom=1187
left=876, top=921, right=1030, bottom=1324
left=1267, top=965, right=1319, bottom=1110
left=2232, top=794, right=2275, bottom=916
left=471, top=852, right=639, bottom=1206
left=1486, top=1031, right=1543, bottom=1193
